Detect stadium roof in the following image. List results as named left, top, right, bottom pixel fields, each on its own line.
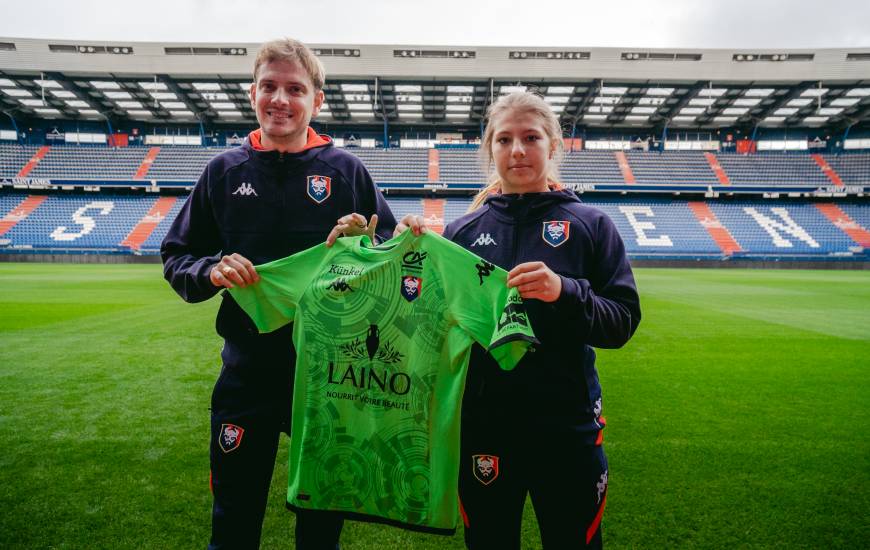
left=1, top=37, right=869, bottom=132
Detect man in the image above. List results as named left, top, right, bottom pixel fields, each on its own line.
left=162, top=37, right=397, bottom=549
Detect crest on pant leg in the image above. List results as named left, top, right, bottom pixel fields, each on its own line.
left=472, top=454, right=499, bottom=485
left=219, top=423, right=245, bottom=453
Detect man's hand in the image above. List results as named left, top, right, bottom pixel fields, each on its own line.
left=506, top=261, right=562, bottom=302
left=326, top=213, right=379, bottom=247
left=393, top=214, right=428, bottom=237
left=210, top=253, right=259, bottom=289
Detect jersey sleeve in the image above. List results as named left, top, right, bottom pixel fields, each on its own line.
left=227, top=241, right=334, bottom=333
left=426, top=233, right=537, bottom=371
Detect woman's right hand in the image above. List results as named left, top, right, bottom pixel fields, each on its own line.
left=394, top=214, right=428, bottom=237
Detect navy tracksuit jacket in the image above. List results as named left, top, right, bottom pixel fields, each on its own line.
left=161, top=133, right=396, bottom=549
left=444, top=190, right=640, bottom=549
left=443, top=189, right=640, bottom=434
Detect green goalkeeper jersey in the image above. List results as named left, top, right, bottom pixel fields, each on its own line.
left=229, top=230, right=536, bottom=533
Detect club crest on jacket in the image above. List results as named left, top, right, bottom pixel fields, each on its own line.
left=307, top=175, right=331, bottom=204
left=542, top=220, right=570, bottom=247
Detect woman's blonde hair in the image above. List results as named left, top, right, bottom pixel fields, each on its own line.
left=469, top=91, right=564, bottom=211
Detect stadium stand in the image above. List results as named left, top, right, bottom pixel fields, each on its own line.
left=1, top=190, right=866, bottom=261
left=437, top=149, right=488, bottom=186
left=145, top=146, right=232, bottom=181
left=0, top=145, right=40, bottom=178
left=348, top=148, right=430, bottom=185
left=822, top=153, right=870, bottom=186
left=716, top=152, right=833, bottom=188
left=4, top=144, right=868, bottom=190
left=624, top=151, right=720, bottom=186
left=561, top=151, right=627, bottom=187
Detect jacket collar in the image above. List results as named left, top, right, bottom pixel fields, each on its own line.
left=483, top=189, right=581, bottom=223
left=243, top=128, right=332, bottom=166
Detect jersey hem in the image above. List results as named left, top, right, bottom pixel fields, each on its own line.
left=488, top=333, right=540, bottom=352
left=286, top=502, right=457, bottom=536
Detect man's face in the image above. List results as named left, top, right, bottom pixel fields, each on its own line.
left=249, top=59, right=324, bottom=151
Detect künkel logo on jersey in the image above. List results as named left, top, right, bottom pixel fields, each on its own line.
left=401, top=276, right=422, bottom=302
left=307, top=175, right=331, bottom=204
left=542, top=220, right=570, bottom=247
left=472, top=454, right=500, bottom=485
left=218, top=423, right=245, bottom=453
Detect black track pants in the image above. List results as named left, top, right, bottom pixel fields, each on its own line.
left=459, top=423, right=608, bottom=550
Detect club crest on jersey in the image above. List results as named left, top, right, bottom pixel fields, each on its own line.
left=542, top=221, right=570, bottom=247
left=473, top=454, right=500, bottom=485
left=401, top=276, right=422, bottom=302
left=307, top=175, right=331, bottom=204
left=218, top=423, right=244, bottom=453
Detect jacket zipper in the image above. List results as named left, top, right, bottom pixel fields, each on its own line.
left=510, top=195, right=525, bottom=268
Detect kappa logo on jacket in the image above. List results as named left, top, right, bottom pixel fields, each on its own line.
left=307, top=175, right=332, bottom=204
left=471, top=232, right=497, bottom=247
left=542, top=220, right=570, bottom=247
left=232, top=182, right=258, bottom=197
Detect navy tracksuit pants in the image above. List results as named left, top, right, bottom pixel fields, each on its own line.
left=207, top=342, right=344, bottom=550
left=459, top=422, right=608, bottom=549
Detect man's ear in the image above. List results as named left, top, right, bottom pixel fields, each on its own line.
left=312, top=89, right=325, bottom=117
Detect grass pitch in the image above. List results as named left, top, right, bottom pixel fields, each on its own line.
left=0, top=263, right=867, bottom=549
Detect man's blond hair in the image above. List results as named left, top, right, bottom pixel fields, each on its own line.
left=252, top=38, right=325, bottom=90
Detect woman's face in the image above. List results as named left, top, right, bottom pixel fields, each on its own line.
left=490, top=109, right=554, bottom=194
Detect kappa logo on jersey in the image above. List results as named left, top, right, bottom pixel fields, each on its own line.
left=475, top=260, right=495, bottom=285
left=327, top=277, right=354, bottom=293
left=232, top=182, right=258, bottom=197
left=401, top=276, right=422, bottom=302
left=471, top=233, right=497, bottom=247
left=472, top=454, right=500, bottom=485
left=307, top=175, right=332, bottom=204
left=218, top=423, right=245, bottom=453
left=542, top=220, right=570, bottom=247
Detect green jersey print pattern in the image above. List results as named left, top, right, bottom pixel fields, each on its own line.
left=230, top=230, right=536, bottom=534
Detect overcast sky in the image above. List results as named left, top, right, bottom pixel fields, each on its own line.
left=2, top=0, right=869, bottom=49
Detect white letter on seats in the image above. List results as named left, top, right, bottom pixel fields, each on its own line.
left=743, top=207, right=819, bottom=248
left=618, top=206, right=673, bottom=247
left=50, top=201, right=115, bottom=241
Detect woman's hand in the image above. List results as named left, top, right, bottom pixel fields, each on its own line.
left=507, top=261, right=562, bottom=302
left=393, top=214, right=428, bottom=237
left=326, top=213, right=379, bottom=247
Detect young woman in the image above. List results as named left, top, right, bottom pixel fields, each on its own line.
left=442, top=92, right=641, bottom=549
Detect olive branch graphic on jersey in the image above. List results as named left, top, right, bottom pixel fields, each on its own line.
left=340, top=324, right=404, bottom=365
